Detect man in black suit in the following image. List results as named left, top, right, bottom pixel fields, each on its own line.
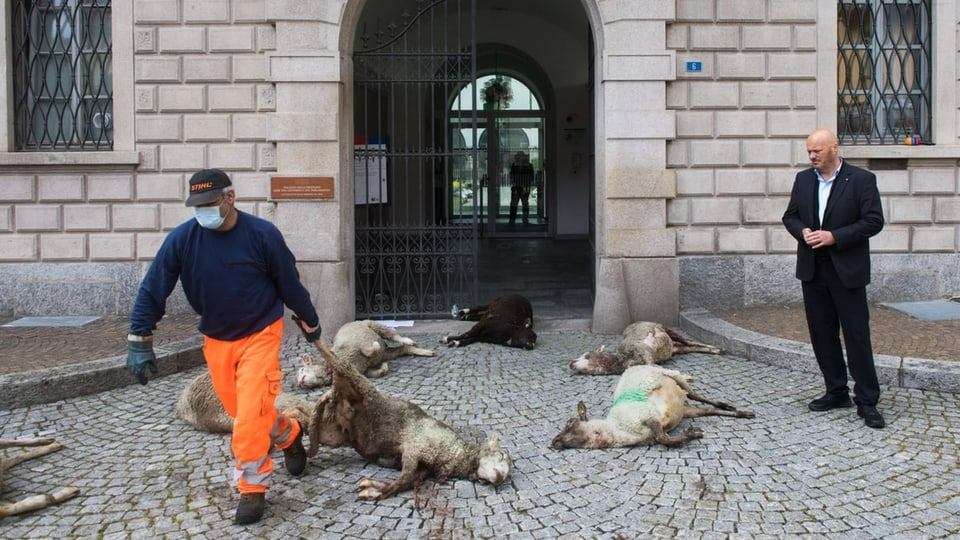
left=782, top=128, right=886, bottom=429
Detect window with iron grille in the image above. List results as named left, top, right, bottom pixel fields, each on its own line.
left=837, top=0, right=931, bottom=145
left=11, top=0, right=113, bottom=151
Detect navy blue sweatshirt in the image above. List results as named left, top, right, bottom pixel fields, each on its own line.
left=129, top=210, right=319, bottom=340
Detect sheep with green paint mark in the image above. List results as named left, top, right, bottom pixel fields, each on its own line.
left=550, top=365, right=755, bottom=449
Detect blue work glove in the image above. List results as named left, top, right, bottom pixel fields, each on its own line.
left=291, top=314, right=322, bottom=343
left=126, top=335, right=158, bottom=385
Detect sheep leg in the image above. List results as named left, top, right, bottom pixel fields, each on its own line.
left=399, top=344, right=436, bottom=357
left=683, top=403, right=755, bottom=419
left=665, top=328, right=723, bottom=355
left=658, top=370, right=741, bottom=412
left=365, top=362, right=389, bottom=378
left=456, top=303, right=491, bottom=321
left=440, top=330, right=477, bottom=348
left=0, top=441, right=64, bottom=472
left=0, top=487, right=81, bottom=518
left=382, top=344, right=436, bottom=361
left=363, top=321, right=407, bottom=342
left=358, top=467, right=430, bottom=500
left=644, top=418, right=703, bottom=448
left=0, top=437, right=56, bottom=449
left=0, top=440, right=79, bottom=518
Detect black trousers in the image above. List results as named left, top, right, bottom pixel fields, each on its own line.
left=801, top=257, right=880, bottom=406
left=509, top=186, right=530, bottom=222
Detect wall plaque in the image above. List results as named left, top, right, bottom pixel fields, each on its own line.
left=270, top=176, right=335, bottom=200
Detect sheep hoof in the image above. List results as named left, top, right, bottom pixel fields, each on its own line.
left=358, top=479, right=386, bottom=499
left=358, top=488, right=381, bottom=499
left=685, top=426, right=704, bottom=439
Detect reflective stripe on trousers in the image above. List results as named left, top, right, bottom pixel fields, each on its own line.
left=203, top=318, right=300, bottom=493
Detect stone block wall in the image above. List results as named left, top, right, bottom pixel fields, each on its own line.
left=667, top=1, right=960, bottom=310
left=0, top=1, right=279, bottom=316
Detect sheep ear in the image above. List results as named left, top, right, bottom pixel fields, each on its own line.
left=301, top=354, right=313, bottom=366
left=597, top=344, right=606, bottom=353
left=577, top=400, right=588, bottom=421
left=487, top=432, right=500, bottom=449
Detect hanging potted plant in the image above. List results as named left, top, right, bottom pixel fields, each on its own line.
left=482, top=77, right=512, bottom=110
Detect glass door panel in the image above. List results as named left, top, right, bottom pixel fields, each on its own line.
left=448, top=115, right=545, bottom=235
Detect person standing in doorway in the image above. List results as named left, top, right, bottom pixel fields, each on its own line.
left=782, top=128, right=886, bottom=429
left=125, top=168, right=322, bottom=524
left=508, top=150, right=534, bottom=224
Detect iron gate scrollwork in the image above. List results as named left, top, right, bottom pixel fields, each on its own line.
left=353, top=0, right=478, bottom=318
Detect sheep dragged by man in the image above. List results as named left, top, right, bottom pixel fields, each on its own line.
left=175, top=370, right=313, bottom=434
left=305, top=337, right=512, bottom=500
left=550, top=365, right=754, bottom=449
left=569, top=321, right=723, bottom=375
left=296, top=319, right=436, bottom=389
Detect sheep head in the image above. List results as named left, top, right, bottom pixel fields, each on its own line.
left=568, top=348, right=624, bottom=375
left=505, top=325, right=537, bottom=350
left=475, top=433, right=512, bottom=486
left=296, top=353, right=331, bottom=389
left=550, top=401, right=608, bottom=449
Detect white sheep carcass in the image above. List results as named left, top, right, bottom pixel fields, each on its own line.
left=175, top=371, right=313, bottom=434
left=305, top=339, right=511, bottom=500
left=1, top=438, right=80, bottom=518
left=550, top=365, right=754, bottom=449
left=569, top=321, right=723, bottom=375
left=296, top=320, right=435, bottom=389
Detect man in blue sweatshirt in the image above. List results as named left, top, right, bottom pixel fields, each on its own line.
left=127, top=168, right=322, bottom=524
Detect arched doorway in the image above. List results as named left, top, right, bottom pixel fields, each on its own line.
left=351, top=0, right=594, bottom=320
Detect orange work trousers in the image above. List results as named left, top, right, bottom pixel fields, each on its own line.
left=203, top=318, right=300, bottom=494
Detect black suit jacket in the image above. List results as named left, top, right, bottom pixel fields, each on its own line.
left=782, top=160, right=884, bottom=288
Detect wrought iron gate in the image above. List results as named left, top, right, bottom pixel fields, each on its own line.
left=353, top=0, right=478, bottom=318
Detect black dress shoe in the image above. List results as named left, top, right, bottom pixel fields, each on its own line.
left=808, top=393, right=854, bottom=411
left=857, top=404, right=886, bottom=429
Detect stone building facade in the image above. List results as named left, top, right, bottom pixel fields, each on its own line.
left=0, top=1, right=956, bottom=334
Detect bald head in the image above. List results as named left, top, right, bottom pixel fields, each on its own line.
left=808, top=128, right=838, bottom=147
left=806, top=128, right=840, bottom=176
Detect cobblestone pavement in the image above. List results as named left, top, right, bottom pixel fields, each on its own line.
left=2, top=302, right=958, bottom=378
left=2, top=324, right=959, bottom=539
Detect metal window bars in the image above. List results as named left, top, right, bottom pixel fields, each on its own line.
left=837, top=0, right=932, bottom=145
left=12, top=0, right=113, bottom=151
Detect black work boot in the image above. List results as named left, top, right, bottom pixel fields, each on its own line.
left=283, top=424, right=307, bottom=476
left=235, top=492, right=265, bottom=525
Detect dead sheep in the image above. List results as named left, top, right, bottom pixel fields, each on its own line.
left=296, top=320, right=435, bottom=389
left=550, top=364, right=754, bottom=449
left=1, top=438, right=80, bottom=518
left=175, top=371, right=313, bottom=434
left=305, top=339, right=512, bottom=500
left=441, top=293, right=537, bottom=349
left=569, top=321, right=722, bottom=375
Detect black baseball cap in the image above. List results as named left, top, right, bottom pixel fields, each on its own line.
left=185, top=169, right=232, bottom=207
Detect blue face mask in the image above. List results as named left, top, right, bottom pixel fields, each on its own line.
left=193, top=202, right=226, bottom=229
